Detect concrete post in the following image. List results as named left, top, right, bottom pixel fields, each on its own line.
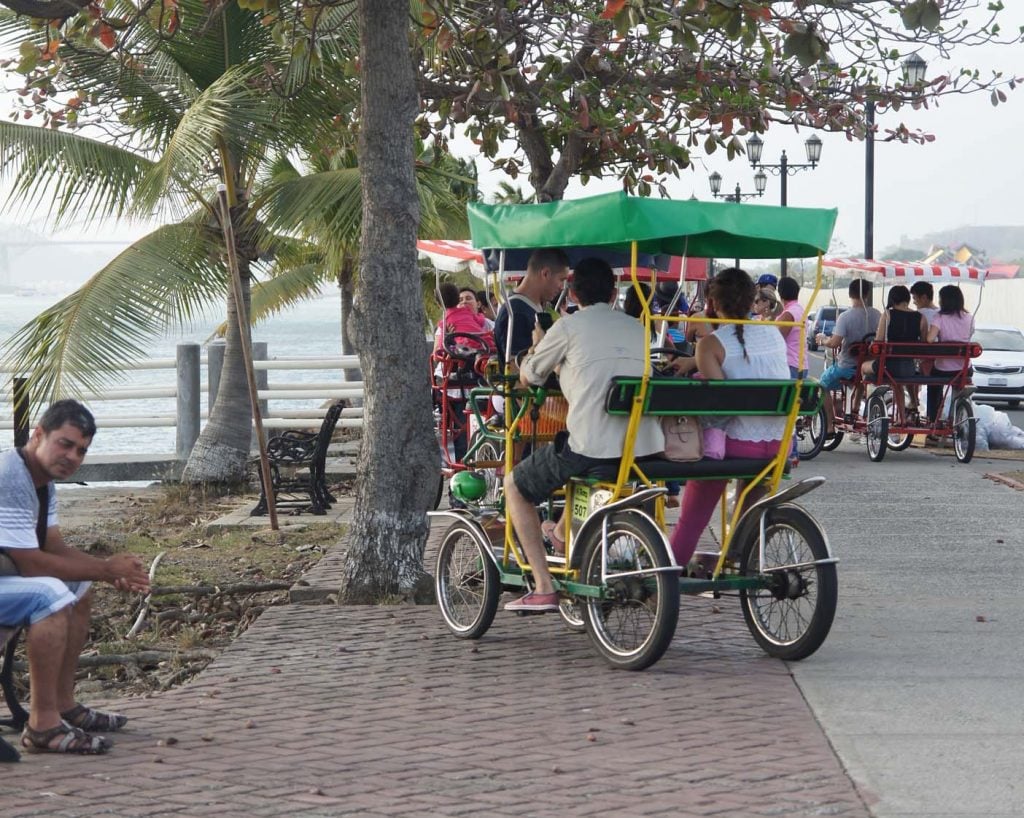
left=207, top=339, right=225, bottom=411
left=176, top=343, right=201, bottom=460
left=253, top=341, right=268, bottom=418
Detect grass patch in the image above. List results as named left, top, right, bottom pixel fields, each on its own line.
left=40, top=482, right=351, bottom=698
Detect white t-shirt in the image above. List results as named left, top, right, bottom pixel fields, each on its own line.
left=0, top=448, right=57, bottom=551
left=713, top=323, right=790, bottom=442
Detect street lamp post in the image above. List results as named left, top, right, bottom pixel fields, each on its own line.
left=746, top=133, right=823, bottom=277
left=865, top=53, right=928, bottom=262
left=708, top=171, right=766, bottom=267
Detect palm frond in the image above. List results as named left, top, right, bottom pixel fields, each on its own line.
left=256, top=165, right=362, bottom=248
left=252, top=260, right=332, bottom=325
left=1, top=220, right=227, bottom=401
left=0, top=122, right=154, bottom=227
left=134, top=63, right=284, bottom=211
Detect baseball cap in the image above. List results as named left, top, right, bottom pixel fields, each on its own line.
left=756, top=274, right=778, bottom=287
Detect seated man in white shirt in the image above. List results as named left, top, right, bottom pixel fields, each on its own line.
left=503, top=257, right=664, bottom=612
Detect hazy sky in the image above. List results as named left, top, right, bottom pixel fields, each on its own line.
left=4, top=5, right=1022, bottom=261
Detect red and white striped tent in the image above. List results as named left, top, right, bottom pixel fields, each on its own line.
left=821, top=257, right=1015, bottom=284
left=416, top=239, right=708, bottom=282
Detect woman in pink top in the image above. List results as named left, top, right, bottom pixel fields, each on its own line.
left=776, top=277, right=806, bottom=378
left=925, top=285, right=975, bottom=423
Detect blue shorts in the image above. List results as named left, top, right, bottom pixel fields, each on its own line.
left=789, top=366, right=808, bottom=379
left=819, top=364, right=855, bottom=391
left=0, top=576, right=90, bottom=627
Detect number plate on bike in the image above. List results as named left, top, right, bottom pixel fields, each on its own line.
left=572, top=484, right=590, bottom=523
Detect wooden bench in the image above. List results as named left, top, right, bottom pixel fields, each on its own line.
left=593, top=377, right=824, bottom=482
left=252, top=400, right=346, bottom=516
left=0, top=625, right=26, bottom=762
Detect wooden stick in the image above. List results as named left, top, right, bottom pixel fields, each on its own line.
left=217, top=183, right=279, bottom=530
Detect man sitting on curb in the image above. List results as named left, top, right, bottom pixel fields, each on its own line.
left=0, top=400, right=150, bottom=755
left=502, top=257, right=664, bottom=612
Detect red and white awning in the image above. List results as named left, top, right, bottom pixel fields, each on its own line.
left=822, top=257, right=991, bottom=284
left=416, top=240, right=487, bottom=276
left=416, top=239, right=708, bottom=281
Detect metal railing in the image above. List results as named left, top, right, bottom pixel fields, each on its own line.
left=0, top=342, right=364, bottom=459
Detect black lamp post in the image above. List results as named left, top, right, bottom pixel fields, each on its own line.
left=746, top=133, right=823, bottom=276
left=865, top=53, right=928, bottom=261
left=708, top=171, right=766, bottom=267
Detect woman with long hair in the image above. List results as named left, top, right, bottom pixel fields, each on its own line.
left=668, top=267, right=789, bottom=568
left=925, top=285, right=975, bottom=425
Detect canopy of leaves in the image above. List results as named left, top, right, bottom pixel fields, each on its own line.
left=407, top=0, right=1023, bottom=200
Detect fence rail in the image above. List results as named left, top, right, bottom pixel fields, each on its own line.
left=0, top=343, right=364, bottom=463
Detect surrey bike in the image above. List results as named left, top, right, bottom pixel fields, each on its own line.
left=428, top=191, right=839, bottom=670
left=806, top=258, right=986, bottom=463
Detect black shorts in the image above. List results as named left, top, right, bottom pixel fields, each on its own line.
left=511, top=433, right=614, bottom=505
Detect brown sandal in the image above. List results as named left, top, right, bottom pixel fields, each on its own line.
left=61, top=704, right=128, bottom=733
left=21, top=721, right=108, bottom=755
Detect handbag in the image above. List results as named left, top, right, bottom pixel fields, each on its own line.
left=661, top=416, right=703, bottom=462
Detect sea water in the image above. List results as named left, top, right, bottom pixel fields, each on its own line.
left=0, top=292, right=346, bottom=456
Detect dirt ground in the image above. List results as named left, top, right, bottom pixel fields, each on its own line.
left=13, top=482, right=350, bottom=702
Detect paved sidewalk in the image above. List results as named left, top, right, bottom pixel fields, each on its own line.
left=0, top=574, right=867, bottom=817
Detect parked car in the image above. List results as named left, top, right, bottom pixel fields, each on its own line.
left=807, top=306, right=848, bottom=351
left=971, top=325, right=1024, bottom=408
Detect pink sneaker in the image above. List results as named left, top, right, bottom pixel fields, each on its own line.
left=504, top=591, right=560, bottom=612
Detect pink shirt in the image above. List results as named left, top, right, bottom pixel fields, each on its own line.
left=439, top=306, right=493, bottom=350
left=781, top=299, right=805, bottom=370
left=930, top=311, right=975, bottom=371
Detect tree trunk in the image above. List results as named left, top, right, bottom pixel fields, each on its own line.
left=181, top=256, right=254, bottom=484
left=337, top=0, right=435, bottom=604
left=337, top=255, right=362, bottom=384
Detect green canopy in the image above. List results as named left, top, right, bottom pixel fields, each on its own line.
left=468, top=191, right=836, bottom=260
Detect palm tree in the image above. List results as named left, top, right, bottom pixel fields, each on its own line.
left=0, top=0, right=357, bottom=482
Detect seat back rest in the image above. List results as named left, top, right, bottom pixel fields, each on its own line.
left=605, top=378, right=822, bottom=417
left=869, top=341, right=980, bottom=359
left=315, top=401, right=346, bottom=450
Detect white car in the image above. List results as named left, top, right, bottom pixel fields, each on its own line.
left=971, top=325, right=1024, bottom=408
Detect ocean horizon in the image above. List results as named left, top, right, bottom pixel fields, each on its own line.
left=0, top=292, right=347, bottom=457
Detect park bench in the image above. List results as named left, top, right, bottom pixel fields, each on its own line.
left=595, top=377, right=823, bottom=482
left=0, top=625, right=27, bottom=762
left=252, top=400, right=346, bottom=516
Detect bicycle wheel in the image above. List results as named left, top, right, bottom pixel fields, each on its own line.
left=435, top=521, right=499, bottom=639
left=885, top=394, right=914, bottom=451
left=470, top=438, right=505, bottom=506
left=796, top=404, right=827, bottom=461
left=821, top=429, right=844, bottom=451
left=953, top=397, right=976, bottom=464
left=888, top=430, right=914, bottom=451
left=578, top=512, right=679, bottom=671
left=738, top=506, right=837, bottom=661
left=866, top=394, right=888, bottom=462
left=558, top=598, right=586, bottom=633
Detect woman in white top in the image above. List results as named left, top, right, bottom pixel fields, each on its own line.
left=669, top=267, right=790, bottom=567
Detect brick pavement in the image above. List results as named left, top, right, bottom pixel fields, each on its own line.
left=2, top=506, right=868, bottom=818
left=0, top=589, right=868, bottom=818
